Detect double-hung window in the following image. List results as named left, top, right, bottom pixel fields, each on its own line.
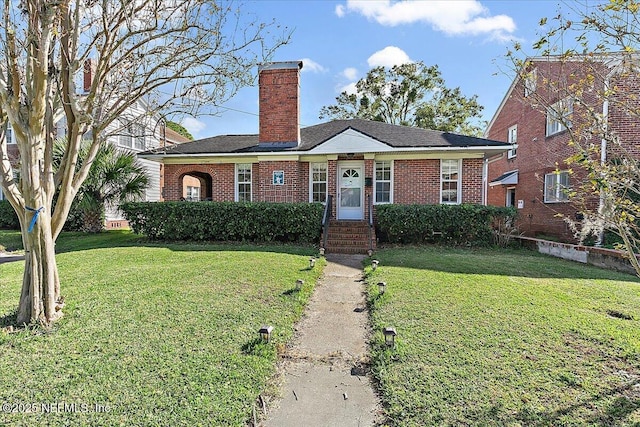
left=236, top=163, right=252, bottom=202
left=546, top=97, right=573, bottom=136
left=310, top=163, right=327, bottom=203
left=186, top=186, right=200, bottom=202
left=441, top=159, right=461, bottom=204
left=6, top=127, right=13, bottom=144
left=374, top=161, right=392, bottom=204
left=544, top=171, right=570, bottom=203
left=507, top=125, right=517, bottom=158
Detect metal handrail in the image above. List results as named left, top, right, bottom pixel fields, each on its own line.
left=367, top=193, right=374, bottom=254
left=321, top=194, right=333, bottom=252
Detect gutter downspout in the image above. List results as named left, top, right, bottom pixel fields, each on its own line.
left=596, top=75, right=610, bottom=247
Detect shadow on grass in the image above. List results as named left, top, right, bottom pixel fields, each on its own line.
left=0, top=229, right=320, bottom=258
left=369, top=245, right=640, bottom=281
left=512, top=380, right=640, bottom=426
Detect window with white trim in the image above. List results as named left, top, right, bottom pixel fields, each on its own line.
left=6, top=127, right=13, bottom=144
left=310, top=163, right=327, bottom=203
left=546, top=97, right=572, bottom=136
left=524, top=67, right=537, bottom=97
left=507, top=125, right=517, bottom=159
left=440, top=159, right=461, bottom=204
left=374, top=161, right=392, bottom=204
left=186, top=186, right=200, bottom=202
left=132, top=123, right=146, bottom=150
left=236, top=163, right=252, bottom=202
left=118, top=121, right=146, bottom=150
left=544, top=171, right=570, bottom=203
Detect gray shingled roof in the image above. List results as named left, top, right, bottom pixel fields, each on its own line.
left=143, top=118, right=509, bottom=156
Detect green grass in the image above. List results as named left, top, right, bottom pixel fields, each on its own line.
left=0, top=230, right=324, bottom=426
left=366, top=246, right=640, bottom=426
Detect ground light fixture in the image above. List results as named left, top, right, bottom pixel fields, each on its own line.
left=258, top=325, right=273, bottom=343
left=383, top=326, right=397, bottom=347
left=371, top=260, right=379, bottom=270
left=377, top=281, right=386, bottom=295
left=296, top=279, right=304, bottom=291
left=309, top=258, right=316, bottom=268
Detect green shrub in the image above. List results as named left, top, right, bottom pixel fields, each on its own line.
left=0, top=200, right=20, bottom=230
left=121, top=201, right=324, bottom=243
left=375, top=204, right=516, bottom=246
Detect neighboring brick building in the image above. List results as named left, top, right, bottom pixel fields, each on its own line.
left=141, top=61, right=511, bottom=250
left=486, top=54, right=640, bottom=242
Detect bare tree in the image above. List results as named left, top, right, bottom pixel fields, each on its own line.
left=0, top=0, right=289, bottom=325
left=507, top=1, right=640, bottom=275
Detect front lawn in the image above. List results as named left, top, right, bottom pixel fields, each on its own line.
left=367, top=246, right=640, bottom=426
left=0, top=230, right=323, bottom=426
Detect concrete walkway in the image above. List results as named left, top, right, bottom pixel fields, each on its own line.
left=262, top=254, right=380, bottom=427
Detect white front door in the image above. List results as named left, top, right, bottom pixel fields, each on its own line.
left=338, top=163, right=364, bottom=220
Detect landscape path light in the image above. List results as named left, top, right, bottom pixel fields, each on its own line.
left=383, top=326, right=397, bottom=347
left=258, top=325, right=273, bottom=343
left=377, top=281, right=386, bottom=295
left=371, top=260, right=379, bottom=270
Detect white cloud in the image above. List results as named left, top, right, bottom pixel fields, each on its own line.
left=300, top=58, right=327, bottom=73
left=342, top=67, right=358, bottom=80
left=339, top=82, right=358, bottom=95
left=335, top=4, right=345, bottom=17
left=181, top=116, right=206, bottom=139
left=339, top=0, right=516, bottom=40
left=367, top=46, right=412, bottom=68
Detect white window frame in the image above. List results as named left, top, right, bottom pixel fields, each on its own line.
left=544, top=170, right=570, bottom=203
left=309, top=162, right=328, bottom=203
left=186, top=186, right=200, bottom=202
left=440, top=159, right=461, bottom=205
left=524, top=67, right=537, bottom=97
left=507, top=125, right=517, bottom=159
left=546, top=97, right=573, bottom=136
left=132, top=123, right=146, bottom=150
left=374, top=160, right=393, bottom=204
left=6, top=127, right=14, bottom=144
left=235, top=163, right=252, bottom=202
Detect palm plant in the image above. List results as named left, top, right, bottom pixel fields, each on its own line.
left=54, top=139, right=149, bottom=233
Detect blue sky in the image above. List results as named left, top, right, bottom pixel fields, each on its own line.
left=181, top=0, right=576, bottom=139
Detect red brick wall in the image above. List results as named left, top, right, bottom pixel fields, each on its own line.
left=259, top=66, right=300, bottom=145
left=393, top=159, right=441, bottom=205
left=163, top=158, right=488, bottom=210
left=257, top=161, right=306, bottom=202
left=163, top=164, right=235, bottom=201
left=461, top=158, right=483, bottom=203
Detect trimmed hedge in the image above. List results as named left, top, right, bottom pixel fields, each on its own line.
left=376, top=204, right=516, bottom=246
left=121, top=201, right=324, bottom=243
left=0, top=200, right=20, bottom=229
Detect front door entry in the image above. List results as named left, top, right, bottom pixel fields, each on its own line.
left=338, top=163, right=364, bottom=220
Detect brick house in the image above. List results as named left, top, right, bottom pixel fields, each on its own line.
left=485, top=54, right=640, bottom=242
left=141, top=61, right=511, bottom=252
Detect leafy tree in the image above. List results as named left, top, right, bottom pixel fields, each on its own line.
left=53, top=140, right=149, bottom=233
left=166, top=121, right=194, bottom=141
left=319, top=62, right=485, bottom=136
left=0, top=0, right=289, bottom=325
left=507, top=0, right=640, bottom=275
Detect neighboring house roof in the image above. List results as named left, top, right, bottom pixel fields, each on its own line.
left=489, top=170, right=518, bottom=186
left=164, top=127, right=191, bottom=145
left=141, top=118, right=510, bottom=158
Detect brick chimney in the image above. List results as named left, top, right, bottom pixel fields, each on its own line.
left=84, top=58, right=96, bottom=93
left=258, top=61, right=303, bottom=148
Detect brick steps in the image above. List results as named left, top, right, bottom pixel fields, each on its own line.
left=324, top=220, right=375, bottom=254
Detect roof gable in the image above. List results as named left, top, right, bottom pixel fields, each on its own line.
left=306, top=128, right=393, bottom=154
